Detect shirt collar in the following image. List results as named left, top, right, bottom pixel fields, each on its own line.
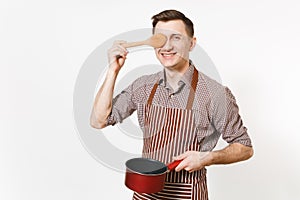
left=158, top=60, right=195, bottom=88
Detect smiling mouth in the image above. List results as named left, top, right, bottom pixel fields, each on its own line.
left=161, top=52, right=177, bottom=57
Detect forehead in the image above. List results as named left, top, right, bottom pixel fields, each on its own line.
left=154, top=20, right=188, bottom=36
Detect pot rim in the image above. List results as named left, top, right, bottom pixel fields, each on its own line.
left=125, top=157, right=167, bottom=176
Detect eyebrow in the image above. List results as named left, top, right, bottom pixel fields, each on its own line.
left=170, top=33, right=182, bottom=37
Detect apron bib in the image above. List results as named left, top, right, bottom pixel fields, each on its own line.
left=133, top=69, right=208, bottom=200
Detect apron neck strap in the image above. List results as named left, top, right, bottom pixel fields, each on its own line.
left=147, top=67, right=199, bottom=109
left=186, top=68, right=198, bottom=110
left=147, top=82, right=159, bottom=106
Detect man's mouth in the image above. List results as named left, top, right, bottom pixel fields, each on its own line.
left=161, top=52, right=177, bottom=58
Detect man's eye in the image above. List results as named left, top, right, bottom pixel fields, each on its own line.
left=174, top=36, right=181, bottom=40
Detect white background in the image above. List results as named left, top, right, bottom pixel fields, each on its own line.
left=1, top=0, right=300, bottom=199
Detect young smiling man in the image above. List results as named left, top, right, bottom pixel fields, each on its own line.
left=90, top=9, right=253, bottom=200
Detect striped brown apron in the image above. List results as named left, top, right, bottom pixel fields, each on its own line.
left=133, top=68, right=208, bottom=200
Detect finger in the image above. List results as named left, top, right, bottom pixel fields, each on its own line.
left=184, top=166, right=192, bottom=172
left=173, top=151, right=190, bottom=160
left=116, top=45, right=128, bottom=56
left=109, top=47, right=127, bottom=59
left=185, top=168, right=196, bottom=173
left=113, top=41, right=129, bottom=52
left=175, top=159, right=188, bottom=172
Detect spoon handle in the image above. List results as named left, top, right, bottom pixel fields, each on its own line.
left=122, top=40, right=147, bottom=48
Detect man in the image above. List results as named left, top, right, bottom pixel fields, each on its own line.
left=90, top=9, right=253, bottom=200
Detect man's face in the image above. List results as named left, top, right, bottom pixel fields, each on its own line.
left=153, top=20, right=195, bottom=70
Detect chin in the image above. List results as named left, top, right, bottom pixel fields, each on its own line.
left=160, top=58, right=188, bottom=70
left=161, top=61, right=177, bottom=68
left=159, top=57, right=179, bottom=68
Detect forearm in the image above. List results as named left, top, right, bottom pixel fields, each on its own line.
left=174, top=143, right=253, bottom=172
left=90, top=69, right=119, bottom=129
left=208, top=143, right=253, bottom=166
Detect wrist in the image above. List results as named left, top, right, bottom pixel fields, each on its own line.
left=107, top=66, right=120, bottom=77
left=203, top=151, right=215, bottom=167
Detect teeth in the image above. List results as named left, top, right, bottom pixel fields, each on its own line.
left=162, top=53, right=175, bottom=56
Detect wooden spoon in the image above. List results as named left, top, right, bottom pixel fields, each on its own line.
left=122, top=33, right=167, bottom=48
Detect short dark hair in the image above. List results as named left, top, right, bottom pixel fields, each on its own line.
left=151, top=9, right=194, bottom=37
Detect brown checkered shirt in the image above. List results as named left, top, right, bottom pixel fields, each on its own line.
left=107, top=61, right=252, bottom=150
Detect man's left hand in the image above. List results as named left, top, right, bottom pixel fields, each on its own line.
left=173, top=151, right=212, bottom=172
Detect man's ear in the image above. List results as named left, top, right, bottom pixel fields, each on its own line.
left=189, top=37, right=197, bottom=51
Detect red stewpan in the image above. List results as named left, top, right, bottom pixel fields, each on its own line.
left=125, top=158, right=182, bottom=193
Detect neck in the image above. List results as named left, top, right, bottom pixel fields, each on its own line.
left=165, top=60, right=190, bottom=90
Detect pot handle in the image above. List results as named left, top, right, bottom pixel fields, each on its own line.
left=167, top=160, right=183, bottom=171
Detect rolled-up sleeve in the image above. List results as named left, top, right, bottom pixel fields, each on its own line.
left=106, top=83, right=136, bottom=126
left=213, top=87, right=252, bottom=147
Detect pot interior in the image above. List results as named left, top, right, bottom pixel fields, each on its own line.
left=126, top=158, right=167, bottom=174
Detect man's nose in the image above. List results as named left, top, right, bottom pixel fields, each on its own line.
left=161, top=38, right=173, bottom=51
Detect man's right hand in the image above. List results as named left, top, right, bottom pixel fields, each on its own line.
left=90, top=40, right=129, bottom=129
left=107, top=40, right=128, bottom=73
